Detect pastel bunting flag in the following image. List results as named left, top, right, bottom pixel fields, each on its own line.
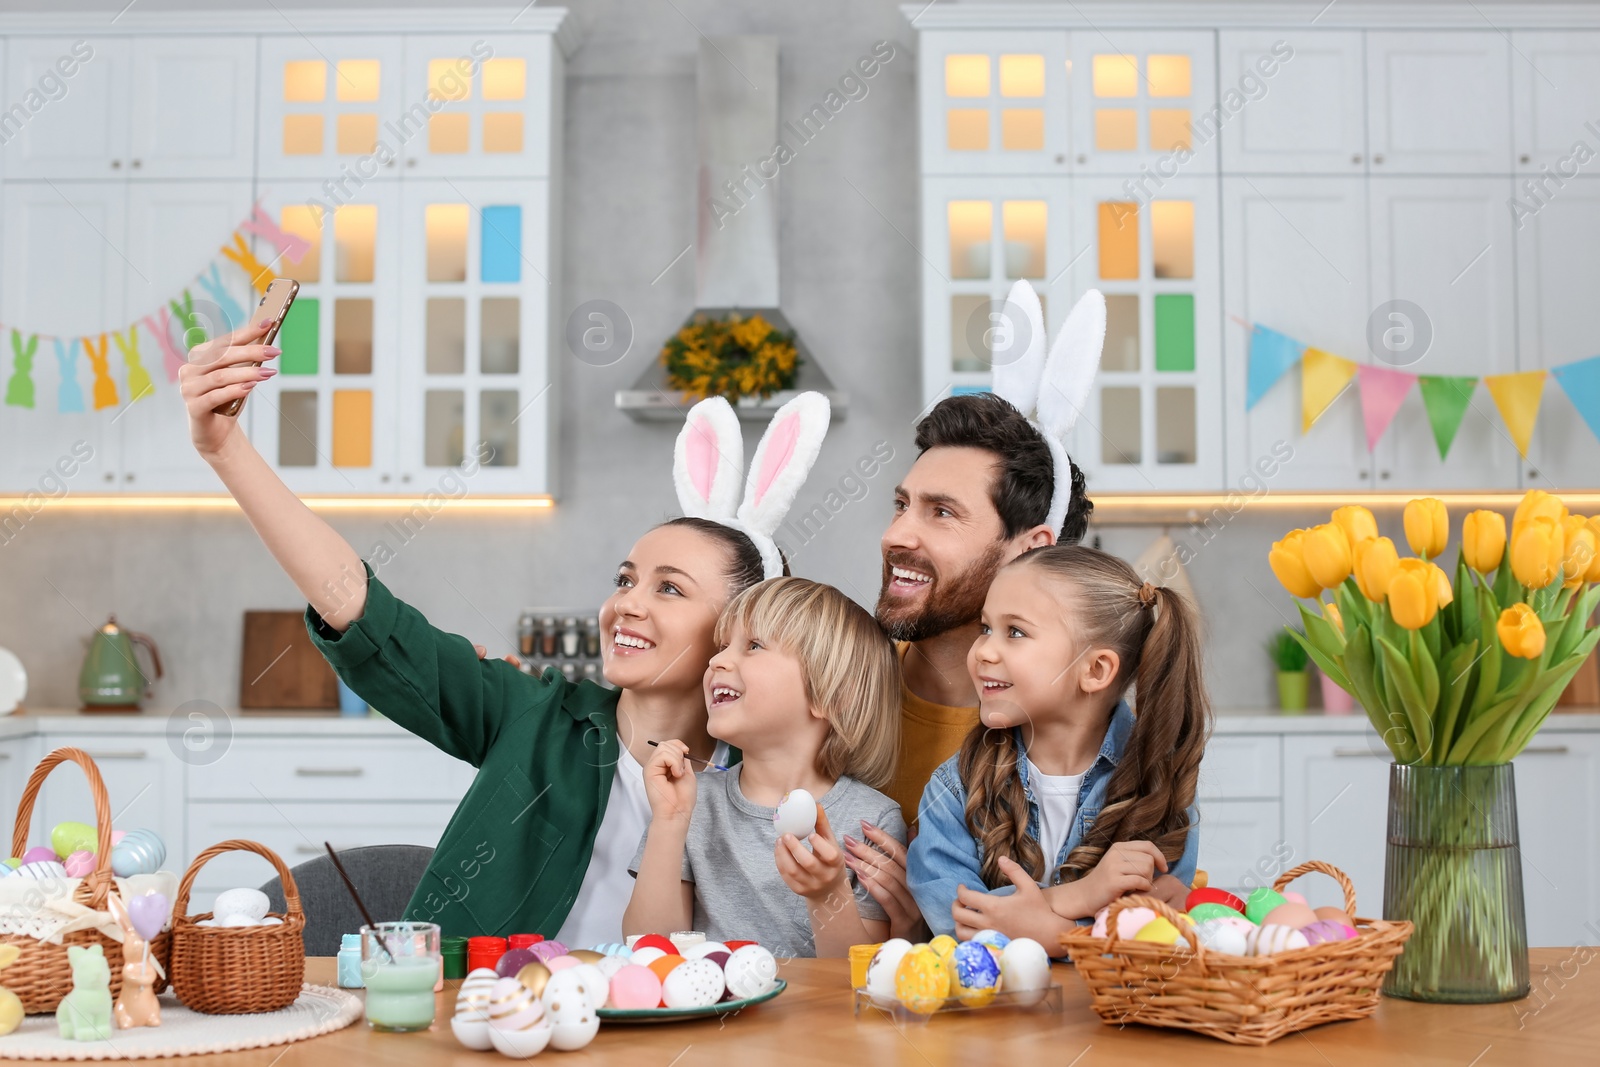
left=1551, top=356, right=1600, bottom=446
left=241, top=200, right=312, bottom=266
left=84, top=334, right=118, bottom=410
left=1484, top=370, right=1548, bottom=458
left=1416, top=375, right=1478, bottom=461
left=1357, top=363, right=1415, bottom=451
left=1301, top=347, right=1358, bottom=432
left=1247, top=326, right=1304, bottom=408
left=53, top=338, right=84, bottom=413
left=5, top=331, right=37, bottom=409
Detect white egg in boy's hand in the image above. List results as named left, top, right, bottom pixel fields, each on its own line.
left=773, top=789, right=818, bottom=839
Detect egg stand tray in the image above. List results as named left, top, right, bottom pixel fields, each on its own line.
left=852, top=983, right=1064, bottom=1022
left=1, top=748, right=173, bottom=1014
left=0, top=984, right=362, bottom=1060
left=1059, top=860, right=1414, bottom=1047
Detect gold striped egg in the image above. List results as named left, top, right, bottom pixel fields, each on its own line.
left=487, top=977, right=542, bottom=1030
left=449, top=968, right=501, bottom=1051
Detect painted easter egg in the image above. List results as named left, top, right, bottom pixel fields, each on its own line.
left=20, top=847, right=57, bottom=866
left=928, top=933, right=958, bottom=958
left=1262, top=902, right=1318, bottom=930
left=864, top=938, right=912, bottom=1004
left=213, top=887, right=270, bottom=922
left=590, top=941, right=632, bottom=957
left=894, top=946, right=947, bottom=1015
left=16, top=860, right=67, bottom=880
left=1000, top=938, right=1051, bottom=1006
left=1248, top=923, right=1310, bottom=956
left=541, top=971, right=600, bottom=1051
left=110, top=829, right=166, bottom=877
left=62, top=850, right=95, bottom=878
left=1188, top=902, right=1248, bottom=924
left=1300, top=920, right=1358, bottom=946
left=497, top=947, right=538, bottom=978
left=528, top=939, right=568, bottom=963
left=632, top=933, right=676, bottom=955
left=1094, top=905, right=1156, bottom=940
left=1185, top=886, right=1247, bottom=914
left=682, top=940, right=730, bottom=960
left=1314, top=905, right=1356, bottom=928
left=545, top=954, right=581, bottom=972
left=567, top=963, right=610, bottom=1012
left=950, top=940, right=1001, bottom=1008
left=773, top=788, right=818, bottom=839
left=450, top=968, right=500, bottom=1050
left=515, top=960, right=552, bottom=999
left=723, top=944, right=779, bottom=1000
left=1243, top=886, right=1287, bottom=925
left=50, top=822, right=98, bottom=858
left=605, top=964, right=662, bottom=1010
left=1194, top=918, right=1251, bottom=957
left=487, top=977, right=552, bottom=1059
left=1133, top=916, right=1190, bottom=949
left=647, top=954, right=687, bottom=986
left=1283, top=891, right=1308, bottom=905
left=969, top=929, right=1010, bottom=952
left=662, top=957, right=725, bottom=1008
left=630, top=946, right=668, bottom=968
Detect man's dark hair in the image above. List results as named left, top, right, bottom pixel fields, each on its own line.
left=913, top=393, right=1094, bottom=545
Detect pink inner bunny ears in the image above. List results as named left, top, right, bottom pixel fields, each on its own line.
left=673, top=392, right=832, bottom=579
left=993, top=280, right=1106, bottom=536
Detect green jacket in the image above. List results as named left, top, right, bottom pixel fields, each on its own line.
left=304, top=561, right=623, bottom=939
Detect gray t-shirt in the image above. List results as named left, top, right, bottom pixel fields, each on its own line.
left=629, top=765, right=908, bottom=958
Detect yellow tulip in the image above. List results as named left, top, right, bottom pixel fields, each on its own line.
left=1511, top=517, right=1564, bottom=589
left=1388, top=559, right=1440, bottom=630
left=1302, top=523, right=1353, bottom=589
left=1331, top=505, right=1379, bottom=548
left=1461, top=510, right=1507, bottom=574
left=1561, top=516, right=1597, bottom=589
left=1353, top=536, right=1401, bottom=603
left=1587, top=516, right=1600, bottom=583
left=1428, top=560, right=1454, bottom=609
left=1403, top=497, right=1449, bottom=559
left=1269, top=530, right=1321, bottom=599
left=1323, top=600, right=1344, bottom=634
left=1496, top=603, right=1546, bottom=659
left=1513, top=489, right=1567, bottom=536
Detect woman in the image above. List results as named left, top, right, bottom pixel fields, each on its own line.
left=179, top=321, right=822, bottom=946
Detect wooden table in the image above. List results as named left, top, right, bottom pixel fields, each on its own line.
left=126, top=952, right=1600, bottom=1065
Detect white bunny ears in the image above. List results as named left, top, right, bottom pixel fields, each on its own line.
left=992, top=280, right=1106, bottom=536
left=673, top=391, right=832, bottom=580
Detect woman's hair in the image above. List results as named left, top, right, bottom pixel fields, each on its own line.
left=714, top=577, right=901, bottom=789
left=957, top=544, right=1210, bottom=889
left=658, top=516, right=788, bottom=596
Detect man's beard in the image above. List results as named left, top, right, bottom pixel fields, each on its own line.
left=875, top=542, right=1007, bottom=643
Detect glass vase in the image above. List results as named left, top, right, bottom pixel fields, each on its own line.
left=1381, top=762, right=1529, bottom=1003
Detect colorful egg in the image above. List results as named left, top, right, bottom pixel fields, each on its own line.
left=950, top=940, right=1001, bottom=1008
left=1314, top=905, right=1356, bottom=928
left=16, top=860, right=67, bottom=880
left=486, top=976, right=541, bottom=1029
left=109, top=829, right=165, bottom=877
left=50, top=822, right=97, bottom=859
left=514, top=960, right=552, bottom=999
left=647, top=954, right=686, bottom=985
left=1092, top=904, right=1156, bottom=940
left=632, top=933, right=676, bottom=955
left=1133, top=916, right=1190, bottom=949
left=1193, top=918, right=1250, bottom=957
left=630, top=946, right=668, bottom=968
left=1185, top=886, right=1247, bottom=914
left=606, top=964, right=663, bottom=1010
left=723, top=944, right=779, bottom=1000
left=62, top=850, right=95, bottom=878
left=864, top=938, right=911, bottom=1005
left=568, top=963, right=610, bottom=1011
left=590, top=941, right=631, bottom=957
left=566, top=948, right=606, bottom=965
left=546, top=954, right=581, bottom=972
left=451, top=969, right=501, bottom=1050
left=1248, top=923, right=1310, bottom=956
left=594, top=955, right=629, bottom=980
left=682, top=940, right=730, bottom=960
left=1300, top=920, right=1358, bottom=945
left=773, top=788, right=818, bottom=839
left=928, top=933, right=959, bottom=958
left=1188, top=902, right=1248, bottom=924
left=541, top=971, right=600, bottom=1051
left=1262, top=902, right=1318, bottom=930
left=20, top=847, right=57, bottom=866
left=1283, top=891, right=1308, bottom=905
left=662, top=957, right=725, bottom=1008
left=528, top=940, right=569, bottom=963
left=724, top=940, right=758, bottom=951
left=893, top=946, right=947, bottom=1015
left=969, top=929, right=1010, bottom=952
left=497, top=947, right=539, bottom=978
left=999, top=938, right=1051, bottom=1006
left=1244, top=886, right=1287, bottom=925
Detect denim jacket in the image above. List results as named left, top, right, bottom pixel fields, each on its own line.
left=906, top=700, right=1199, bottom=942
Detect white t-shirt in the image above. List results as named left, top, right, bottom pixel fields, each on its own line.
left=1027, top=758, right=1085, bottom=877
left=555, top=739, right=731, bottom=949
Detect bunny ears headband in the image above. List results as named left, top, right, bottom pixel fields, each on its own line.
left=992, top=280, right=1107, bottom=536
left=673, top=391, right=832, bottom=580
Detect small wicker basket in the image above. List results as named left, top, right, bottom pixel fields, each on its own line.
left=168, top=839, right=306, bottom=1014
left=1060, top=860, right=1414, bottom=1046
left=1, top=746, right=173, bottom=1014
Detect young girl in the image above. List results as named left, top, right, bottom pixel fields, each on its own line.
left=179, top=321, right=831, bottom=947
left=624, top=577, right=905, bottom=958
left=906, top=544, right=1209, bottom=946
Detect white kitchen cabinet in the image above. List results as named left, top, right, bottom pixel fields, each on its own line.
left=256, top=35, right=406, bottom=181
left=1221, top=176, right=1373, bottom=490
left=0, top=734, right=41, bottom=835
left=186, top=737, right=476, bottom=802
left=1280, top=735, right=1390, bottom=913
left=1512, top=736, right=1600, bottom=948
left=1196, top=799, right=1285, bottom=892
left=1, top=37, right=125, bottom=179
left=1366, top=32, right=1512, bottom=174
left=400, top=34, right=556, bottom=179
left=1514, top=180, right=1600, bottom=493
left=1369, top=177, right=1521, bottom=491
left=1069, top=31, right=1218, bottom=176
left=126, top=36, right=257, bottom=180
left=1511, top=32, right=1600, bottom=175
left=34, top=737, right=184, bottom=858
left=1218, top=31, right=1365, bottom=175
left=917, top=30, right=1070, bottom=177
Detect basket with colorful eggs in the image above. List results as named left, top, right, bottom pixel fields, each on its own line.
left=451, top=931, right=785, bottom=1058
left=0, top=747, right=176, bottom=1015
left=853, top=931, right=1061, bottom=1019
left=1060, top=860, right=1413, bottom=1046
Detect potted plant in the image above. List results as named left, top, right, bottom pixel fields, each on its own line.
left=1266, top=628, right=1310, bottom=712
left=1268, top=494, right=1600, bottom=1003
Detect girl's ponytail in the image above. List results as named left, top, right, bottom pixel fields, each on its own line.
left=958, top=724, right=1044, bottom=889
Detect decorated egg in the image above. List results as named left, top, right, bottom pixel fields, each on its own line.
left=1262, top=902, right=1318, bottom=930
left=1133, top=916, right=1190, bottom=949
left=497, top=947, right=538, bottom=978
left=541, top=971, right=600, bottom=1051
left=514, top=960, right=552, bottom=999
left=50, top=821, right=97, bottom=858
left=214, top=887, right=270, bottom=922
left=20, top=847, right=57, bottom=866
left=489, top=1021, right=552, bottom=1060
left=647, top=954, right=687, bottom=985
left=3, top=857, right=19, bottom=869
left=546, top=954, right=581, bottom=972
left=567, top=949, right=607, bottom=966
left=1193, top=918, right=1251, bottom=957
left=893, top=945, right=947, bottom=1015
left=1314, top=905, right=1356, bottom=928
left=662, top=957, right=725, bottom=1008
left=1244, top=886, right=1287, bottom=924
left=632, top=933, right=676, bottom=955
left=0, top=865, right=10, bottom=878
left=594, top=955, right=629, bottom=980
left=928, top=933, right=958, bottom=958
left=864, top=938, right=912, bottom=1005
left=1300, top=920, right=1358, bottom=945
left=62, top=851, right=95, bottom=878
left=606, top=964, right=663, bottom=1010
left=1188, top=902, right=1248, bottom=924
left=450, top=968, right=500, bottom=1050
left=1248, top=923, right=1310, bottom=956
left=528, top=940, right=569, bottom=963
left=110, top=828, right=166, bottom=877
left=568, top=963, right=610, bottom=1011
left=724, top=944, right=780, bottom=1000
left=1185, top=886, right=1247, bottom=914
left=999, top=938, right=1051, bottom=1006
left=969, top=929, right=1010, bottom=952
left=950, top=940, right=1001, bottom=1008
left=591, top=941, right=632, bottom=957
left=773, top=788, right=818, bottom=839
left=682, top=940, right=730, bottom=960
left=1283, top=891, right=1308, bottom=905
left=16, top=860, right=67, bottom=880
left=631, top=946, right=668, bottom=968
left=1092, top=905, right=1156, bottom=940
left=487, top=978, right=552, bottom=1059
left=724, top=940, right=758, bottom=951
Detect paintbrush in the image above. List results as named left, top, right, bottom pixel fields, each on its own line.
left=325, top=841, right=394, bottom=961
left=647, top=740, right=729, bottom=772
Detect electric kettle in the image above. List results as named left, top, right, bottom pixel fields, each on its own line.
left=78, top=615, right=163, bottom=711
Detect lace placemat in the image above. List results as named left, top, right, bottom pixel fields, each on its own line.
left=0, top=984, right=361, bottom=1060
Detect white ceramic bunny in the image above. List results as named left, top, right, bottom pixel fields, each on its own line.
left=106, top=890, right=160, bottom=1029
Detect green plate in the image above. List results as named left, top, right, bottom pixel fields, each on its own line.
left=597, top=979, right=787, bottom=1024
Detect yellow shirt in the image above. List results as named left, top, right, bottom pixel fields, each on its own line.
left=885, top=642, right=979, bottom=832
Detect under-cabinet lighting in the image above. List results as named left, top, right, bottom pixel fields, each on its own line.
left=0, top=494, right=555, bottom=511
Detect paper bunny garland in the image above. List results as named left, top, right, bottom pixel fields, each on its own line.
left=992, top=280, right=1106, bottom=537
left=673, top=392, right=831, bottom=580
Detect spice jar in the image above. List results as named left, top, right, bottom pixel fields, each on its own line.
left=518, top=611, right=535, bottom=657
left=584, top=616, right=602, bottom=658
left=560, top=617, right=580, bottom=658
left=539, top=616, right=558, bottom=657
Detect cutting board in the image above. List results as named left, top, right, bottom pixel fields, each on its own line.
left=240, top=610, right=339, bottom=710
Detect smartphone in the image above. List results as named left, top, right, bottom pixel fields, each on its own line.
left=214, top=277, right=299, bottom=417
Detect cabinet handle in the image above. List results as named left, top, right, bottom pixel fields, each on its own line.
left=1379, top=470, right=1390, bottom=480
left=381, top=473, right=391, bottom=483
left=104, top=472, right=114, bottom=482
left=401, top=474, right=411, bottom=484
left=1519, top=745, right=1570, bottom=755
left=110, top=160, right=121, bottom=169
left=85, top=750, right=148, bottom=760
left=1077, top=154, right=1087, bottom=164
left=1373, top=154, right=1384, bottom=164
left=1333, top=747, right=1385, bottom=757
left=125, top=473, right=135, bottom=482
left=1351, top=153, right=1362, bottom=164
left=0, top=753, right=10, bottom=759
left=1359, top=470, right=1370, bottom=480
left=406, top=158, right=417, bottom=168
left=131, top=159, right=142, bottom=169
left=1520, top=154, right=1531, bottom=164
left=295, top=767, right=364, bottom=777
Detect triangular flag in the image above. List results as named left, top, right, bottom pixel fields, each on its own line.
left=1551, top=356, right=1600, bottom=446
left=1301, top=347, right=1358, bottom=432
left=1247, top=326, right=1304, bottom=408
left=1417, top=375, right=1478, bottom=460
left=1357, top=364, right=1415, bottom=451
left=1484, top=370, right=1548, bottom=458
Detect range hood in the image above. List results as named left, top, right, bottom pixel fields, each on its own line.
left=616, top=35, right=847, bottom=421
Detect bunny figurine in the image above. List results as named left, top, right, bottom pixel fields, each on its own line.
left=107, top=890, right=160, bottom=1029
left=56, top=944, right=113, bottom=1041
left=0, top=944, right=22, bottom=1036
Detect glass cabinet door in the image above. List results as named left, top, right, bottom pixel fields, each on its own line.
left=918, top=30, right=1070, bottom=176
left=399, top=34, right=553, bottom=178
left=1069, top=31, right=1218, bottom=176
left=257, top=36, right=406, bottom=180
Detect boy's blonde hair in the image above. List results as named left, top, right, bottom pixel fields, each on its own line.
left=715, top=577, right=901, bottom=790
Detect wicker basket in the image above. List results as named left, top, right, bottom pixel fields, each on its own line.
left=2, top=746, right=174, bottom=1014
left=1060, top=860, right=1414, bottom=1046
left=169, top=839, right=306, bottom=1014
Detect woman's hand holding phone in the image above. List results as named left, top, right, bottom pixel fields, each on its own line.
left=179, top=321, right=280, bottom=460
